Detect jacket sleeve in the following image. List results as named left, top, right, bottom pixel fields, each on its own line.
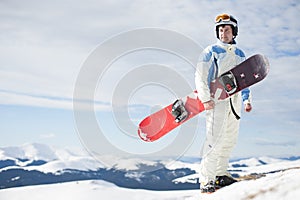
left=237, top=51, right=252, bottom=104
left=242, top=88, right=252, bottom=104
left=195, top=48, right=215, bottom=103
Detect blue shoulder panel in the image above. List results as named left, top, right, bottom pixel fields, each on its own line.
left=212, top=45, right=226, bottom=54
left=202, top=51, right=212, bottom=62
left=235, top=48, right=245, bottom=58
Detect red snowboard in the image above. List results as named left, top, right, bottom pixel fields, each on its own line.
left=138, top=54, right=270, bottom=142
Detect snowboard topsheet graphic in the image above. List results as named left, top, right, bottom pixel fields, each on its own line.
left=138, top=54, right=270, bottom=142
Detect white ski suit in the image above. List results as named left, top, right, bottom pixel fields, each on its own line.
left=195, top=40, right=251, bottom=184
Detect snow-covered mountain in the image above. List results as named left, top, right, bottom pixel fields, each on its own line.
left=0, top=143, right=300, bottom=200
left=0, top=143, right=103, bottom=172
left=0, top=143, right=198, bottom=190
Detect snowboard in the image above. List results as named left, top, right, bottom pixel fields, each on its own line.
left=138, top=54, right=270, bottom=142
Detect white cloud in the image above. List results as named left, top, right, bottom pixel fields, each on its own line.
left=39, top=133, right=56, bottom=139
left=0, top=0, right=299, bottom=123
left=1, top=0, right=300, bottom=158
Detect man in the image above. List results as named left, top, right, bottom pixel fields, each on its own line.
left=195, top=14, right=252, bottom=193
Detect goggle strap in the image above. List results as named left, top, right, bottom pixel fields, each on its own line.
left=215, top=20, right=237, bottom=27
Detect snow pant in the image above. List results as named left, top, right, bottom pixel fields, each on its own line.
left=200, top=93, right=242, bottom=184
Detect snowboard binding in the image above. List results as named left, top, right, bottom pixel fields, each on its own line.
left=219, top=72, right=237, bottom=94
left=171, top=99, right=188, bottom=123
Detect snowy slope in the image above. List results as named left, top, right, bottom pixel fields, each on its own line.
left=1, top=143, right=300, bottom=199
left=198, top=168, right=300, bottom=200
left=171, top=157, right=300, bottom=185
left=0, top=168, right=300, bottom=200
left=0, top=180, right=196, bottom=200
left=229, top=158, right=300, bottom=177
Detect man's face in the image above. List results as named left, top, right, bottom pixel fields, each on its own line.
left=218, top=25, right=233, bottom=44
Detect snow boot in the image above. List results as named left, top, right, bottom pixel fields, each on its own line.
left=215, top=175, right=237, bottom=189
left=200, top=180, right=216, bottom=193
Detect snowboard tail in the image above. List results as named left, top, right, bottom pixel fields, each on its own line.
left=138, top=54, right=269, bottom=142
left=138, top=91, right=204, bottom=142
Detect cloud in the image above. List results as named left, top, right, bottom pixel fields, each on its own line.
left=0, top=0, right=299, bottom=114
left=1, top=0, right=299, bottom=158
left=0, top=89, right=111, bottom=111
left=254, top=137, right=297, bottom=147
left=39, top=133, right=56, bottom=139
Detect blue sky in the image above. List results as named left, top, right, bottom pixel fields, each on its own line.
left=0, top=0, right=300, bottom=159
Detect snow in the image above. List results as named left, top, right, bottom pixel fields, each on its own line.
left=0, top=180, right=198, bottom=200
left=0, top=143, right=161, bottom=173
left=0, top=168, right=300, bottom=200
left=1, top=143, right=300, bottom=199
left=162, top=159, right=200, bottom=171
left=0, top=143, right=58, bottom=161
left=109, top=157, right=158, bottom=171
left=0, top=143, right=103, bottom=173
left=25, top=156, right=102, bottom=173
left=229, top=157, right=283, bottom=168
left=229, top=159, right=300, bottom=177
left=173, top=158, right=300, bottom=185
left=197, top=168, right=300, bottom=200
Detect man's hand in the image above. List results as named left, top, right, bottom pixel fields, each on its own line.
left=244, top=103, right=252, bottom=112
left=203, top=100, right=215, bottom=110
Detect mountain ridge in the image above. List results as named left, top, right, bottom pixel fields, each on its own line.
left=0, top=143, right=299, bottom=191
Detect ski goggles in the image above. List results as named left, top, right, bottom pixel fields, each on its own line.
left=215, top=14, right=231, bottom=23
